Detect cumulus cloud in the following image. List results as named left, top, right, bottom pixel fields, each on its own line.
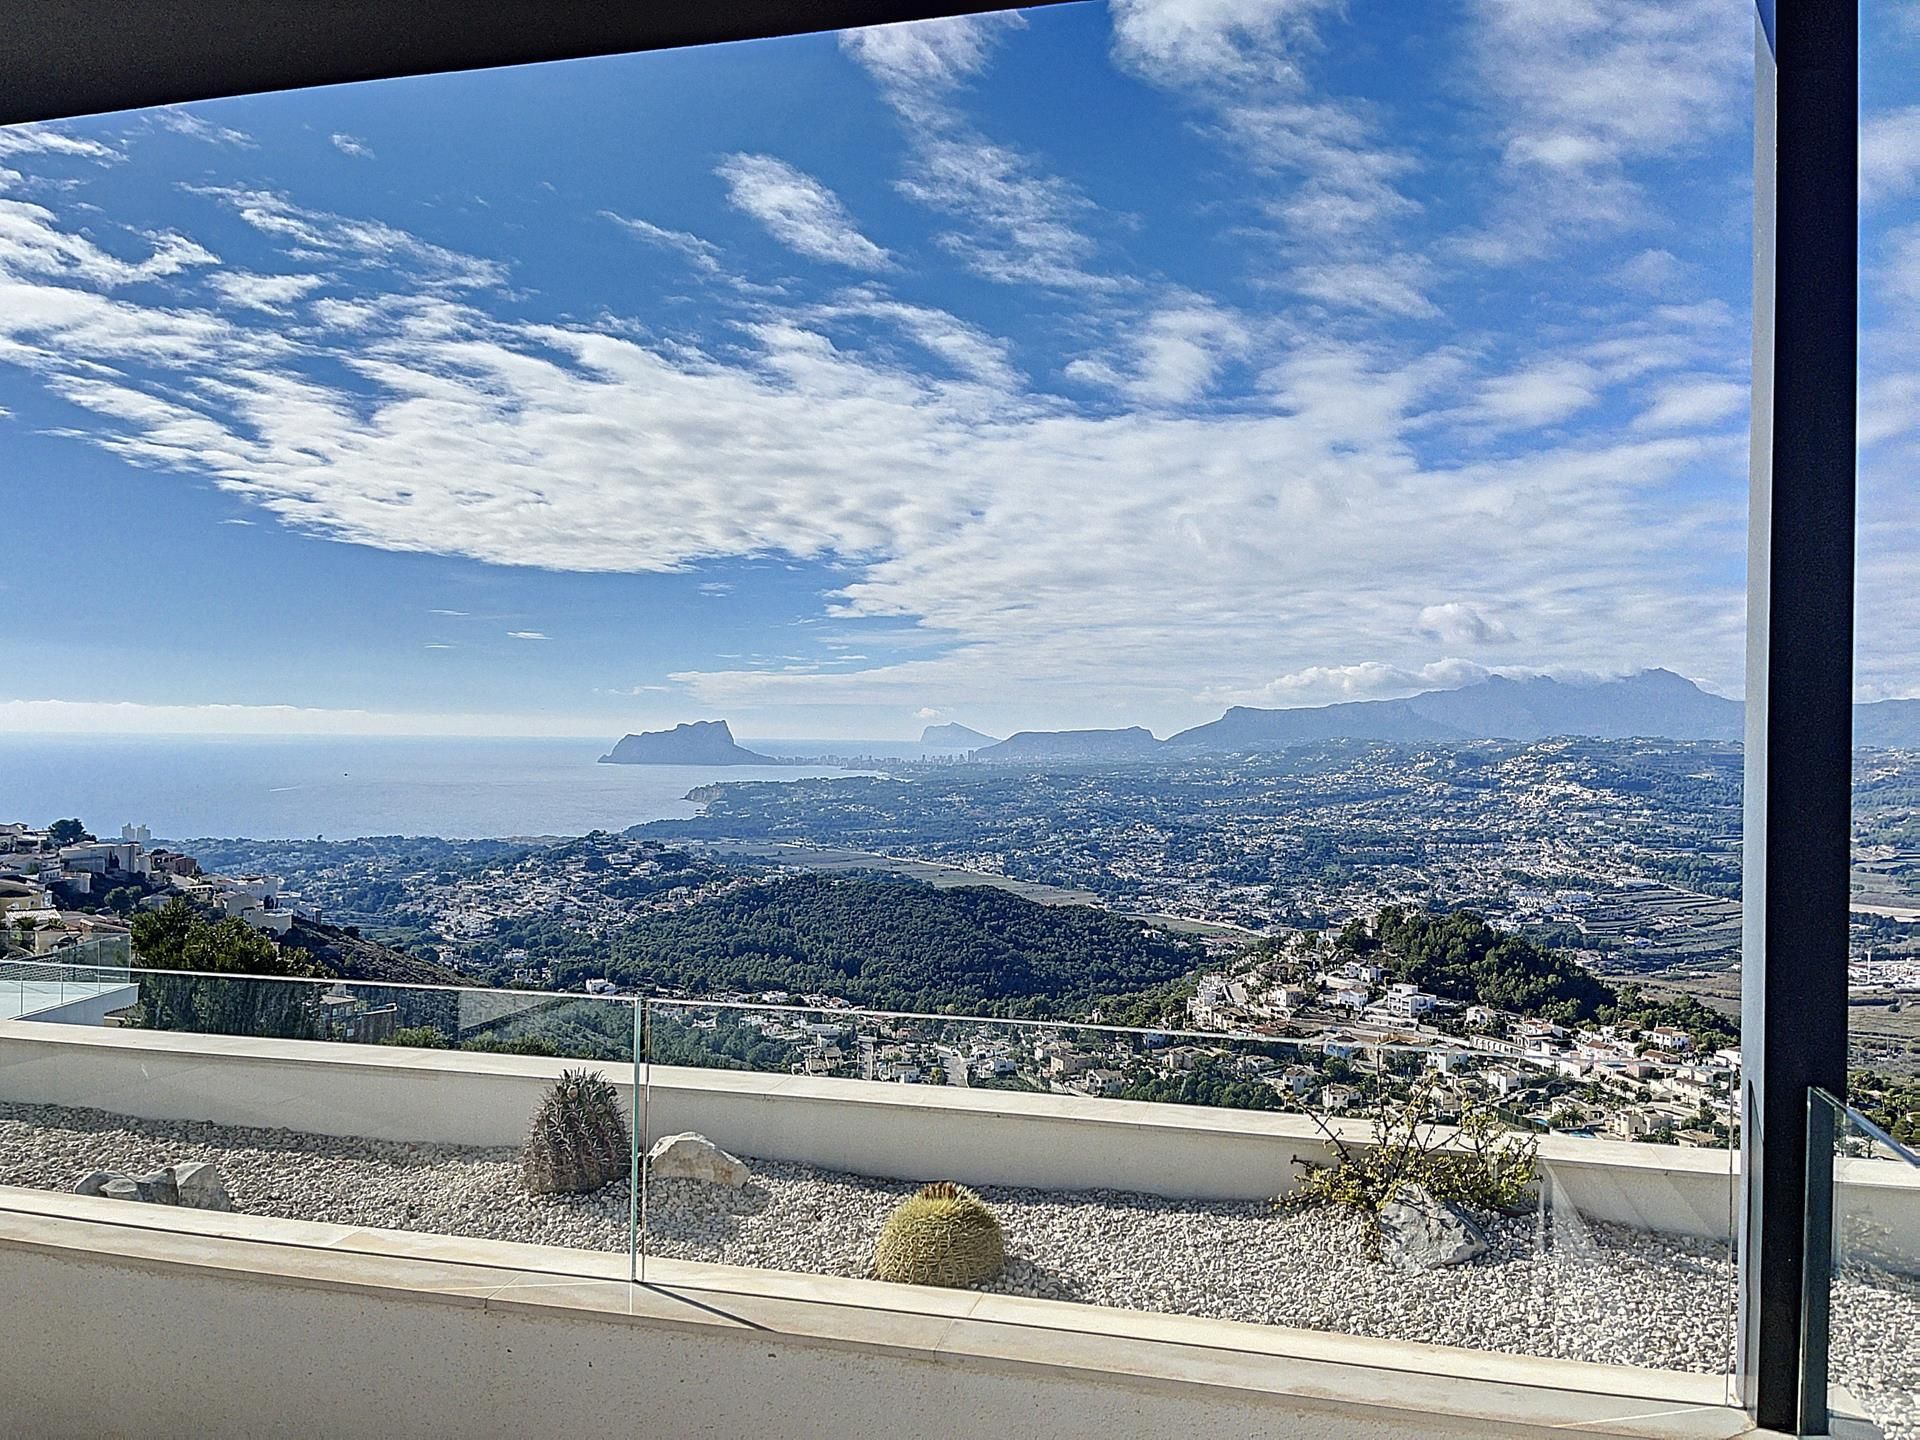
left=717, top=154, right=891, bottom=271
left=329, top=133, right=375, bottom=159
left=1204, top=658, right=1494, bottom=708
left=1418, top=603, right=1515, bottom=646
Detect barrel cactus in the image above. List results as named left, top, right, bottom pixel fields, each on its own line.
left=520, top=1067, right=630, bottom=1196
left=874, top=1181, right=1006, bottom=1288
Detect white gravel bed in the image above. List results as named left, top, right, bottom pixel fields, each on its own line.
left=2, top=1102, right=1912, bottom=1435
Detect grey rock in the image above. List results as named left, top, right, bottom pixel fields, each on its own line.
left=169, top=1161, right=232, bottom=1212
left=1375, top=1182, right=1488, bottom=1269
left=131, top=1169, right=180, bottom=1205
left=100, top=1176, right=142, bottom=1203
left=73, top=1169, right=114, bottom=1197
left=646, top=1132, right=749, bottom=1187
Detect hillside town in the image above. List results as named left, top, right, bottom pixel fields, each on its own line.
left=0, top=820, right=303, bottom=963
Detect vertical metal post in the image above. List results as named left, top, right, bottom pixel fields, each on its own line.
left=639, top=1000, right=652, bottom=1285
left=1799, top=1094, right=1837, bottom=1436
left=1740, top=0, right=1856, bottom=1429
left=628, top=998, right=642, bottom=1287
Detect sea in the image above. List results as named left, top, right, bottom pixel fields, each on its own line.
left=0, top=735, right=935, bottom=841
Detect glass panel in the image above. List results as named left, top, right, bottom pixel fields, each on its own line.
left=0, top=964, right=640, bottom=1271
left=641, top=999, right=1737, bottom=1388
left=1812, top=1089, right=1920, bottom=1439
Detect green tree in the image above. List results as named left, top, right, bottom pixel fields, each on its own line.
left=46, top=818, right=92, bottom=846
left=130, top=897, right=322, bottom=1039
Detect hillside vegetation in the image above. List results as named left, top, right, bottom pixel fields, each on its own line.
left=528, top=873, right=1205, bottom=1016
left=1341, top=905, right=1737, bottom=1047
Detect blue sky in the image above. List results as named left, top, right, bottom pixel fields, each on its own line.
left=1, top=0, right=1916, bottom=740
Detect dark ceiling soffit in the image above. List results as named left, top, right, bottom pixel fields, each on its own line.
left=0, top=0, right=1079, bottom=126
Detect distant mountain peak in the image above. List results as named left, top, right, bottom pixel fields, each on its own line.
left=974, top=725, right=1163, bottom=762
left=1166, top=669, right=1742, bottom=752
left=600, top=720, right=779, bottom=766
left=919, top=722, right=998, bottom=747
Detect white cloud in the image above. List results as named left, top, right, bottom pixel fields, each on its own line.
left=1109, top=0, right=1336, bottom=89
left=209, top=271, right=326, bottom=312
left=1066, top=298, right=1250, bottom=405
left=818, top=286, right=1019, bottom=389
left=330, top=133, right=375, bottom=160
left=1862, top=107, right=1920, bottom=208
left=0, top=160, right=1754, bottom=726
left=1633, top=376, right=1745, bottom=432
left=0, top=127, right=120, bottom=163
left=1610, top=248, right=1688, bottom=295
left=1289, top=256, right=1437, bottom=319
left=717, top=154, right=891, bottom=271
left=507, top=630, right=550, bottom=641
left=0, top=199, right=217, bottom=286
left=602, top=211, right=722, bottom=273
left=1861, top=372, right=1920, bottom=450
left=841, top=13, right=1020, bottom=92
left=1468, top=358, right=1599, bottom=429
left=1203, top=658, right=1494, bottom=708
left=1459, top=0, right=1746, bottom=263
left=154, top=109, right=253, bottom=148
left=1884, top=223, right=1920, bottom=309
left=188, top=185, right=507, bottom=288
left=1417, top=603, right=1514, bottom=646
left=844, top=17, right=1115, bottom=292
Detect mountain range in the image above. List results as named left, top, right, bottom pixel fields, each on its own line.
left=967, top=669, right=1920, bottom=760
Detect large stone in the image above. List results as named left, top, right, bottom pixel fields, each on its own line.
left=1375, top=1182, right=1488, bottom=1269
left=131, top=1169, right=180, bottom=1205
left=100, top=1176, right=142, bottom=1203
left=646, top=1133, right=749, bottom=1187
left=73, top=1170, right=115, bottom=1197
left=169, top=1161, right=233, bottom=1212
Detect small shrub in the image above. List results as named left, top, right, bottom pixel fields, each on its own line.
left=874, top=1181, right=1006, bottom=1289
left=381, top=1026, right=449, bottom=1049
left=1286, top=1076, right=1537, bottom=1216
left=521, top=1067, right=631, bottom=1196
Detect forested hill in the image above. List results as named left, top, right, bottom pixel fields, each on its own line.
left=1339, top=905, right=1737, bottom=1048
left=543, top=874, right=1204, bottom=1017
left=283, top=916, right=466, bottom=986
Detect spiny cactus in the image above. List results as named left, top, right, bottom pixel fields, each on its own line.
left=520, top=1067, right=630, bottom=1196
left=874, top=1181, right=1006, bottom=1289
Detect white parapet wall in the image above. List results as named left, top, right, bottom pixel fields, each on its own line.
left=0, top=1194, right=1757, bottom=1440
left=1, top=1019, right=1914, bottom=1248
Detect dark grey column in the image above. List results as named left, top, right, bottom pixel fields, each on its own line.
left=0, top=0, right=1079, bottom=125
left=1740, top=0, right=1856, bottom=1429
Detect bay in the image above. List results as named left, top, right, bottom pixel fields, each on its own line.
left=0, top=735, right=877, bottom=841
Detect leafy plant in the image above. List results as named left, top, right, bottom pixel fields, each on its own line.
left=520, top=1068, right=630, bottom=1196
left=874, top=1181, right=1006, bottom=1288
left=1286, top=1076, right=1537, bottom=1216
